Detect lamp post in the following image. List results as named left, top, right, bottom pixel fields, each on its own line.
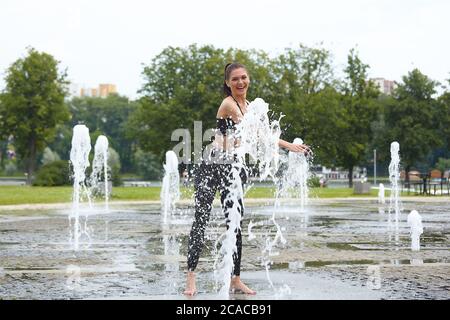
left=374, top=149, right=377, bottom=185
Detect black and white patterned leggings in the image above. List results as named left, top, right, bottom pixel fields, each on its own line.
left=187, top=161, right=246, bottom=276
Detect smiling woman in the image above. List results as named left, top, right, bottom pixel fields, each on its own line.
left=184, top=62, right=255, bottom=296
left=223, top=63, right=249, bottom=100
left=183, top=62, right=312, bottom=296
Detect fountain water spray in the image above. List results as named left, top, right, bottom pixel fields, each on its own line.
left=407, top=210, right=423, bottom=251
left=69, top=124, right=92, bottom=251
left=247, top=220, right=266, bottom=241
left=378, top=183, right=385, bottom=204
left=90, top=135, right=110, bottom=211
left=213, top=98, right=285, bottom=295
left=163, top=234, right=180, bottom=272
left=261, top=212, right=287, bottom=290
left=213, top=163, right=245, bottom=296
left=279, top=137, right=311, bottom=212
left=160, top=150, right=180, bottom=223
left=162, top=221, right=181, bottom=273
left=235, top=98, right=282, bottom=180
left=264, top=137, right=311, bottom=293
left=388, top=141, right=401, bottom=244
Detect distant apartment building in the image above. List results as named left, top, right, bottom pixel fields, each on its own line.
left=80, top=87, right=97, bottom=97
left=371, top=78, right=396, bottom=95
left=67, top=82, right=80, bottom=98
left=98, top=84, right=117, bottom=97
left=80, top=83, right=117, bottom=98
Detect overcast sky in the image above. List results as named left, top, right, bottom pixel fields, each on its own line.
left=1, top=0, right=449, bottom=98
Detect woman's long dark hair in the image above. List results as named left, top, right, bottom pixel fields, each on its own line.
left=223, top=62, right=247, bottom=96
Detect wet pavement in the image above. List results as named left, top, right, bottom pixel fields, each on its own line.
left=0, top=199, right=448, bottom=300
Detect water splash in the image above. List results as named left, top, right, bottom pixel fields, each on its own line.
left=162, top=225, right=180, bottom=273
left=388, top=141, right=401, bottom=245
left=210, top=98, right=282, bottom=295
left=160, top=150, right=180, bottom=223
left=69, top=124, right=92, bottom=251
left=407, top=210, right=423, bottom=251
left=273, top=284, right=292, bottom=299
left=214, top=98, right=286, bottom=296
left=261, top=212, right=287, bottom=291
left=235, top=98, right=282, bottom=181
left=378, top=183, right=385, bottom=204
left=248, top=220, right=266, bottom=241
left=90, top=135, right=110, bottom=211
left=267, top=137, right=311, bottom=292
left=279, top=137, right=311, bottom=212
left=213, top=163, right=244, bottom=297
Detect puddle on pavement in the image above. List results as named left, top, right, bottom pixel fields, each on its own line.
left=0, top=200, right=448, bottom=299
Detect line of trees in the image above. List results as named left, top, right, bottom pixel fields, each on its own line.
left=1, top=45, right=450, bottom=186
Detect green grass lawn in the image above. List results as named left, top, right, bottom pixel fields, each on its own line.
left=246, top=186, right=390, bottom=198
left=0, top=186, right=189, bottom=205
left=0, top=186, right=74, bottom=205
left=0, top=185, right=408, bottom=206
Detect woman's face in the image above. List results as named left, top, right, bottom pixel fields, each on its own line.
left=226, top=68, right=250, bottom=97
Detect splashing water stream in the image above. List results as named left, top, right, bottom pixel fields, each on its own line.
left=69, top=125, right=92, bottom=251
left=378, top=183, right=385, bottom=204
left=161, top=150, right=180, bottom=224
left=279, top=137, right=311, bottom=212
left=388, top=141, right=401, bottom=245
left=90, top=135, right=109, bottom=211
left=214, top=98, right=286, bottom=296
left=407, top=210, right=424, bottom=251
left=213, top=163, right=245, bottom=296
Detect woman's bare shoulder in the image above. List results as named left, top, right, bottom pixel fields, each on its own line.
left=216, top=97, right=235, bottom=118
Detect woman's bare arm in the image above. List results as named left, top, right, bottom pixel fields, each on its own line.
left=278, top=138, right=311, bottom=155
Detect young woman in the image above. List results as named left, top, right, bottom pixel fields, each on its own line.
left=184, top=63, right=311, bottom=296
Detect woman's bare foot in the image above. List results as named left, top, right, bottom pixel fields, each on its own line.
left=183, top=271, right=197, bottom=296
left=230, top=276, right=256, bottom=295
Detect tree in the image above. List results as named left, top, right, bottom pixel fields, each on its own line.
left=273, top=45, right=340, bottom=166
left=129, top=45, right=225, bottom=160
left=128, top=44, right=275, bottom=162
left=336, top=49, right=379, bottom=187
left=367, top=94, right=395, bottom=177
left=134, top=149, right=162, bottom=180
left=64, top=94, right=137, bottom=172
left=302, top=87, right=344, bottom=167
left=383, top=69, right=441, bottom=183
left=0, top=48, right=69, bottom=184
left=131, top=43, right=347, bottom=172
left=435, top=79, right=450, bottom=164
left=0, top=137, right=7, bottom=170
left=436, top=158, right=450, bottom=174
left=46, top=124, right=72, bottom=161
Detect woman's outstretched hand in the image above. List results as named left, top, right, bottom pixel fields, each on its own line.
left=286, top=143, right=312, bottom=156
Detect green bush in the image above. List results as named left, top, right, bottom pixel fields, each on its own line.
left=436, top=158, right=450, bottom=174
left=4, top=161, right=18, bottom=176
left=33, top=160, right=71, bottom=186
left=307, top=175, right=321, bottom=188
left=108, top=147, right=122, bottom=186
left=134, top=149, right=162, bottom=180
